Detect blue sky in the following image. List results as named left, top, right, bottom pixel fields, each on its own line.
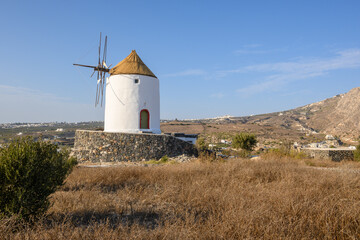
left=0, top=0, right=359, bottom=123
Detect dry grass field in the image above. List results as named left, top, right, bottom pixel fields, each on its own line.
left=1, top=157, right=360, bottom=239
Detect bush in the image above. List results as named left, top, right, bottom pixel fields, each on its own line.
left=196, top=137, right=207, bottom=152
left=0, top=137, right=77, bottom=220
left=354, top=142, right=360, bottom=162
left=232, top=133, right=257, bottom=151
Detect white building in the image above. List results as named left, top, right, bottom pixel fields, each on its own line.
left=104, top=50, right=161, bottom=134
left=325, top=135, right=335, bottom=140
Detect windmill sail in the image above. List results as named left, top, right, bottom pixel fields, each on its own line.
left=73, top=33, right=109, bottom=107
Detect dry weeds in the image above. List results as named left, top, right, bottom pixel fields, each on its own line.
left=1, top=157, right=360, bottom=239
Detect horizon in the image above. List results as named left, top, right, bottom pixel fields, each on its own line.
left=0, top=85, right=355, bottom=125
left=1, top=1, right=359, bottom=123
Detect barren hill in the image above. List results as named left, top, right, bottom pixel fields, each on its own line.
left=306, top=87, right=360, bottom=138
left=161, top=87, right=360, bottom=143
left=232, top=87, right=360, bottom=141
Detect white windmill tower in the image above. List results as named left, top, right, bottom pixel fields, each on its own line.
left=74, top=34, right=161, bottom=134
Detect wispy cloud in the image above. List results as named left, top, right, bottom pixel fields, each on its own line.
left=211, top=92, right=225, bottom=99
left=0, top=85, right=103, bottom=123
left=161, top=69, right=207, bottom=78
left=0, top=85, right=67, bottom=101
left=234, top=44, right=286, bottom=55
left=243, top=44, right=263, bottom=48
left=233, top=49, right=360, bottom=96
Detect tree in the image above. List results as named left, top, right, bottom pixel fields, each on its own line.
left=232, top=133, right=257, bottom=151
left=0, top=137, right=77, bottom=220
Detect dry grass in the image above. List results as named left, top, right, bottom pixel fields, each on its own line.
left=1, top=157, right=360, bottom=239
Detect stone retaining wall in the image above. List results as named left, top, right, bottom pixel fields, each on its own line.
left=72, top=130, right=198, bottom=163
left=300, top=148, right=354, bottom=162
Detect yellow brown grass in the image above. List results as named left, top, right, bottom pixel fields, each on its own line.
left=1, top=158, right=360, bottom=239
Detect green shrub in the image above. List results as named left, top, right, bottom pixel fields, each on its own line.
left=354, top=143, right=360, bottom=162
left=232, top=133, right=257, bottom=151
left=196, top=137, right=207, bottom=152
left=0, top=137, right=77, bottom=220
left=160, top=155, right=169, bottom=163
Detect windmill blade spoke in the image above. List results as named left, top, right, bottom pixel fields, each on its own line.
left=90, top=70, right=95, bottom=78
left=96, top=71, right=100, bottom=106
left=102, top=36, right=107, bottom=68
left=101, top=72, right=105, bottom=106
left=103, top=72, right=106, bottom=105
left=98, top=32, right=102, bottom=67
left=98, top=72, right=101, bottom=105
left=100, top=74, right=103, bottom=106
left=95, top=82, right=99, bottom=107
left=103, top=73, right=106, bottom=105
left=73, top=63, right=98, bottom=69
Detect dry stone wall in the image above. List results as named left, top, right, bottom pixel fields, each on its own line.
left=301, top=148, right=354, bottom=162
left=73, top=130, right=198, bottom=163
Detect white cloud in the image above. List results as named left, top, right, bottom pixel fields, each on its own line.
left=234, top=44, right=286, bottom=55
left=0, top=85, right=103, bottom=123
left=234, top=49, right=360, bottom=96
left=0, top=85, right=67, bottom=101
left=244, top=49, right=360, bottom=73
left=243, top=44, right=263, bottom=48
left=211, top=92, right=225, bottom=99
left=161, top=69, right=207, bottom=78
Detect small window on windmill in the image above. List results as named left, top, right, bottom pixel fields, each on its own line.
left=134, top=79, right=139, bottom=84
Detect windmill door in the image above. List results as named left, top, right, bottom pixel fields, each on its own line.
left=140, top=109, right=150, bottom=129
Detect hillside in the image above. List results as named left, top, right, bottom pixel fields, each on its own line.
left=233, top=87, right=360, bottom=141
left=162, top=87, right=360, bottom=143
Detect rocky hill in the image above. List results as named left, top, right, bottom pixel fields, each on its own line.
left=223, top=87, right=360, bottom=142
left=306, top=87, right=360, bottom=139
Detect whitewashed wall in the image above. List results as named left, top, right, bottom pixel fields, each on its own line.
left=104, top=74, right=160, bottom=134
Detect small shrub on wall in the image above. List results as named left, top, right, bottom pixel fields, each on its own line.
left=0, top=137, right=77, bottom=220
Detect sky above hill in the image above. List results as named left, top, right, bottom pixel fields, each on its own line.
left=0, top=0, right=359, bottom=123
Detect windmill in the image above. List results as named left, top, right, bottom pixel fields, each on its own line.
left=73, top=33, right=110, bottom=107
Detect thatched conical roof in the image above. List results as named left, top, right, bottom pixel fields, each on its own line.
left=109, top=50, right=156, bottom=78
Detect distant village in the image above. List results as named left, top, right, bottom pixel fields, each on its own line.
left=0, top=121, right=103, bottom=147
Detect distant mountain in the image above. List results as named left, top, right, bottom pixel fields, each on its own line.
left=201, top=87, right=360, bottom=142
